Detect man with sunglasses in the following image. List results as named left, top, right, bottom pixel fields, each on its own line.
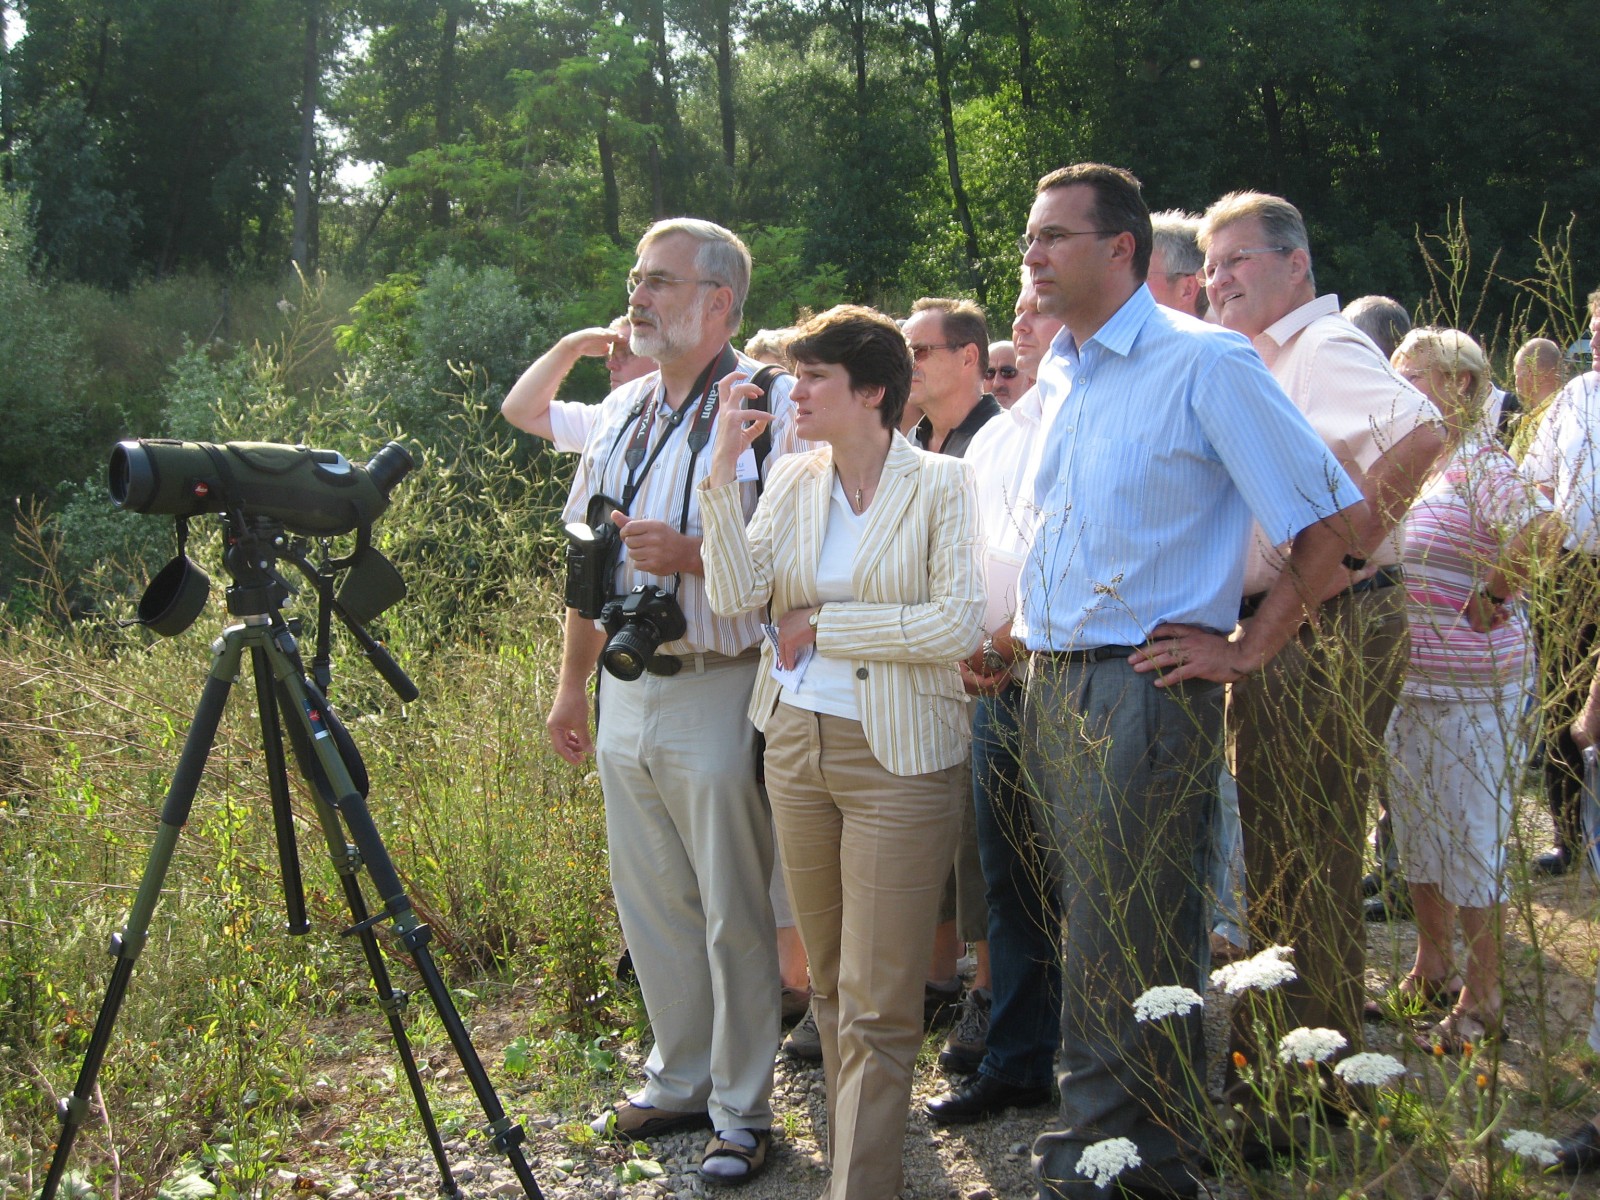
left=548, top=218, right=807, bottom=1184
left=901, top=295, right=1002, bottom=1069
left=986, top=340, right=1025, bottom=408
left=1196, top=191, right=1444, bottom=1154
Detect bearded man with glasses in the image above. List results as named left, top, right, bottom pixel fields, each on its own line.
left=549, top=218, right=808, bottom=1185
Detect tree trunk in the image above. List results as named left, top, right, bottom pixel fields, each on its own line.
left=291, top=0, right=320, bottom=271
left=851, top=0, right=867, bottom=117
left=431, top=0, right=461, bottom=229
left=1013, top=0, right=1033, bottom=110
left=716, top=0, right=735, bottom=177
left=649, top=0, right=683, bottom=211
left=1259, top=76, right=1283, bottom=191
left=598, top=113, right=623, bottom=244
left=922, top=0, right=983, bottom=301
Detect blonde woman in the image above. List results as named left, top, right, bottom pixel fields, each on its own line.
left=1385, top=327, right=1559, bottom=1051
left=700, top=304, right=984, bottom=1199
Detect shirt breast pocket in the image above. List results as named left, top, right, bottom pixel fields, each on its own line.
left=1077, top=436, right=1151, bottom=529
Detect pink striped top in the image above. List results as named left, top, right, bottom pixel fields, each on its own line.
left=1401, top=439, right=1551, bottom=700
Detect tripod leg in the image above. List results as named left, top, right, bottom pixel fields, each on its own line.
left=253, top=645, right=310, bottom=936
left=270, top=652, right=543, bottom=1198
left=41, top=659, right=240, bottom=1200
left=288, top=733, right=463, bottom=1197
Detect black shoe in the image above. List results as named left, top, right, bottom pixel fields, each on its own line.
left=1363, top=886, right=1412, bottom=922
left=1556, top=1121, right=1600, bottom=1173
left=1534, top=845, right=1575, bottom=877
left=924, top=1073, right=1051, bottom=1124
left=1360, top=870, right=1386, bottom=899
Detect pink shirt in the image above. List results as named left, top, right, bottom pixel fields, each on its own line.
left=1242, top=294, right=1442, bottom=594
left=1400, top=439, right=1550, bottom=700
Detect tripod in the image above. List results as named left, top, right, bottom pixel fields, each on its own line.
left=40, top=520, right=543, bottom=1200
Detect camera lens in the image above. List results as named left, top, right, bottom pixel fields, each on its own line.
left=364, top=441, right=415, bottom=497
left=602, top=626, right=658, bottom=681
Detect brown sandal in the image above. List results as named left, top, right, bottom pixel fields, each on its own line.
left=1415, top=1006, right=1503, bottom=1055
left=700, top=1129, right=771, bottom=1185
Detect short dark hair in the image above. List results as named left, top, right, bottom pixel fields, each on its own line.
left=787, top=304, right=912, bottom=430
left=1036, top=163, right=1152, bottom=281
left=909, top=296, right=990, bottom=376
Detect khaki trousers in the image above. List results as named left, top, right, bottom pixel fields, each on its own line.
left=764, top=702, right=964, bottom=1200
left=595, top=658, right=778, bottom=1131
left=1229, top=585, right=1409, bottom=1064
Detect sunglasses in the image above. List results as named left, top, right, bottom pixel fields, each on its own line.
left=985, top=366, right=1019, bottom=380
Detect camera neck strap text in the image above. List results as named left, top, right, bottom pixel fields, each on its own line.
left=619, top=344, right=738, bottom=510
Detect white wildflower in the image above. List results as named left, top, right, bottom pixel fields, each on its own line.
left=1076, top=1137, right=1141, bottom=1188
left=1132, top=986, right=1204, bottom=1023
left=1210, top=944, right=1297, bottom=995
left=1501, top=1129, right=1561, bottom=1166
left=1276, top=1027, right=1347, bottom=1065
left=1332, top=1052, right=1407, bottom=1087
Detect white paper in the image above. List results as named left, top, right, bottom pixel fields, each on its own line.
left=762, top=622, right=813, bottom=688
left=734, top=447, right=759, bottom=482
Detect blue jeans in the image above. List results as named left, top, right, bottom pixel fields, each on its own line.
left=972, top=684, right=1061, bottom=1088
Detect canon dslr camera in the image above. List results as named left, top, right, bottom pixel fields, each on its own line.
left=599, top=585, right=687, bottom=681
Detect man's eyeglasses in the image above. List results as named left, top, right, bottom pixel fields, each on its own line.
left=909, top=342, right=970, bottom=362
left=626, top=270, right=722, bottom=295
left=1198, top=247, right=1290, bottom=285
left=1016, top=228, right=1115, bottom=255
left=985, top=365, right=1019, bottom=380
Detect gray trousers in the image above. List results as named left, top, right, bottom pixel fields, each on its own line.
left=1024, top=654, right=1222, bottom=1198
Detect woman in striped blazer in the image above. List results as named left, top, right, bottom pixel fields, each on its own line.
left=701, top=304, right=985, bottom=1199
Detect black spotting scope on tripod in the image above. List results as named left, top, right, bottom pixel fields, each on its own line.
left=38, top=438, right=544, bottom=1200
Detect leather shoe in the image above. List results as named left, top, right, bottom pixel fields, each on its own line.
left=1555, top=1121, right=1600, bottom=1173
left=1534, top=845, right=1575, bottom=877
left=925, top=1073, right=1051, bottom=1124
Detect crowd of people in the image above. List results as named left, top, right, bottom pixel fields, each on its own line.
left=499, top=163, right=1600, bottom=1200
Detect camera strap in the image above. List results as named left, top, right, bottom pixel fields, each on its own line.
left=619, top=344, right=738, bottom=510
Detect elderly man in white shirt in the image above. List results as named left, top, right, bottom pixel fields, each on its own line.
left=1198, top=191, right=1445, bottom=1150
left=1520, top=287, right=1600, bottom=878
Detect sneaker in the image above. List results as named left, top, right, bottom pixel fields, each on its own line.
left=782, top=1002, right=822, bottom=1062
left=937, top=987, right=991, bottom=1074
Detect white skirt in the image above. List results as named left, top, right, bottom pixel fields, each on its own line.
left=1386, top=690, right=1524, bottom=909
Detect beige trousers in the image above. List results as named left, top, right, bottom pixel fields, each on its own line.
left=764, top=702, right=964, bottom=1200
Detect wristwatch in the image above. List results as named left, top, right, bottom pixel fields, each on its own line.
left=1478, top=584, right=1510, bottom=607
left=809, top=607, right=822, bottom=629
left=981, top=637, right=1006, bottom=673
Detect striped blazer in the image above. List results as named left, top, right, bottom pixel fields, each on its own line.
left=700, top=432, right=985, bottom=777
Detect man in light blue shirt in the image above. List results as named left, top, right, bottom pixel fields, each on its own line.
left=1013, top=163, right=1371, bottom=1200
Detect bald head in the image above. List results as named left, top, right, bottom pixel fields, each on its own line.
left=1515, top=337, right=1566, bottom=407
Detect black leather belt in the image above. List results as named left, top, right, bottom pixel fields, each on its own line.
left=1031, top=644, right=1137, bottom=665
left=1238, top=563, right=1405, bottom=621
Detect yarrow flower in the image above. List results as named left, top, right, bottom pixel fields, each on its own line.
left=1076, top=1137, right=1141, bottom=1188
left=1501, top=1129, right=1561, bottom=1166
left=1332, top=1052, right=1407, bottom=1087
left=1211, top=944, right=1297, bottom=995
left=1276, top=1026, right=1348, bottom=1065
left=1132, top=986, right=1204, bottom=1023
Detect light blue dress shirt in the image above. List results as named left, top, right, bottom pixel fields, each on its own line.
left=1016, top=285, right=1363, bottom=651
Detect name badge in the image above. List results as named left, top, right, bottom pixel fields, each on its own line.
left=734, top=448, right=759, bottom=483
